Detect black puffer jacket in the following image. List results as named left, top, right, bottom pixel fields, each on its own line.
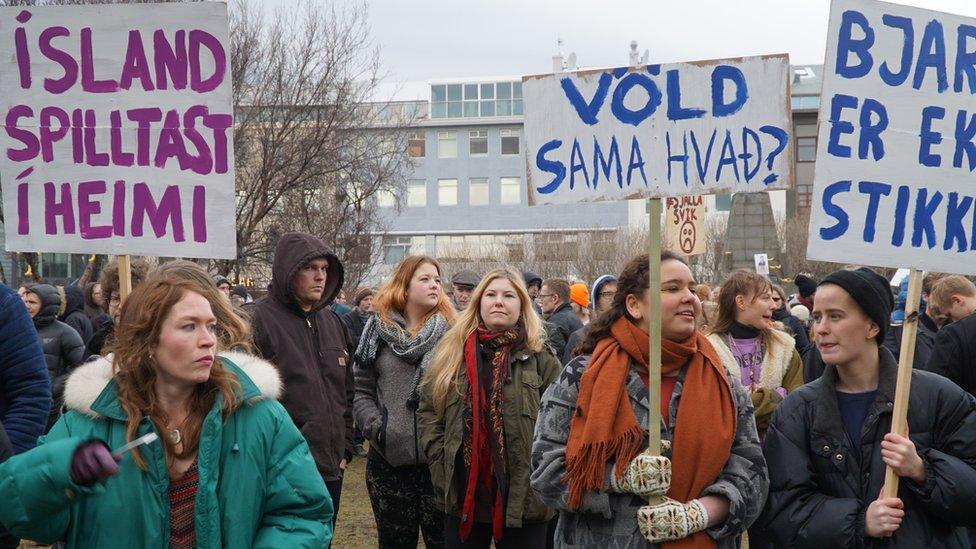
left=759, top=347, right=976, bottom=548
left=58, top=285, right=93, bottom=346
left=27, top=284, right=86, bottom=426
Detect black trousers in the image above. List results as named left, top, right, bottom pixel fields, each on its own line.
left=325, top=478, right=342, bottom=548
left=365, top=449, right=444, bottom=549
left=443, top=515, right=549, bottom=549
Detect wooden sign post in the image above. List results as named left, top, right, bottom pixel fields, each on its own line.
left=117, top=255, right=133, bottom=301
left=647, top=198, right=663, bottom=456
left=882, top=269, right=922, bottom=498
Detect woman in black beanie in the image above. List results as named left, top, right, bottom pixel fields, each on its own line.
left=758, top=267, right=976, bottom=548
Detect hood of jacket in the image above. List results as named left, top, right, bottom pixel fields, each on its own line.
left=590, top=274, right=617, bottom=309
left=62, top=351, right=283, bottom=420
left=268, top=232, right=343, bottom=315
left=522, top=271, right=542, bottom=288
left=28, top=284, right=61, bottom=327
left=59, top=285, right=85, bottom=321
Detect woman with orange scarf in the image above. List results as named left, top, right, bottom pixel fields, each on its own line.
left=530, top=252, right=768, bottom=548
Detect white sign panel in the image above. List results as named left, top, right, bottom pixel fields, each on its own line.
left=523, top=54, right=793, bottom=205
left=0, top=3, right=236, bottom=258
left=808, top=0, right=976, bottom=274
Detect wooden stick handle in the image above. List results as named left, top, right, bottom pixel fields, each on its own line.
left=117, top=255, right=132, bottom=301
left=647, top=198, right=662, bottom=456
left=882, top=269, right=922, bottom=498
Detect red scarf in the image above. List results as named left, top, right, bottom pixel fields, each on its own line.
left=459, top=325, right=523, bottom=541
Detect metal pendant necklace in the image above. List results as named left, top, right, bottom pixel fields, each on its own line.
left=167, top=428, right=182, bottom=445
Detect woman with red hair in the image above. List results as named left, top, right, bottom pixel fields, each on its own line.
left=354, top=255, right=456, bottom=548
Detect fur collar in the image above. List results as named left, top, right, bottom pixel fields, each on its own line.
left=63, top=351, right=283, bottom=419
left=707, top=330, right=795, bottom=392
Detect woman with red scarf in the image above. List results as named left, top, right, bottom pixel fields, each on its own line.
left=530, top=252, right=768, bottom=548
left=418, top=268, right=561, bottom=548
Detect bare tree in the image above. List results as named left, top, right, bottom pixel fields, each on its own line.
left=217, top=0, right=414, bottom=288
left=777, top=209, right=844, bottom=282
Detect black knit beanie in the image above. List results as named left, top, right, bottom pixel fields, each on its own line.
left=819, top=268, right=893, bottom=345
left=794, top=274, right=819, bottom=298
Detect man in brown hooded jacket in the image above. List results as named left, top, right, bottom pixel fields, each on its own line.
left=249, top=232, right=355, bottom=532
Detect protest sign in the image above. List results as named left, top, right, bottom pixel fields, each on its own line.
left=754, top=253, right=770, bottom=275
left=807, top=0, right=976, bottom=275
left=522, top=54, right=793, bottom=205
left=664, top=195, right=706, bottom=255
left=0, top=2, right=236, bottom=259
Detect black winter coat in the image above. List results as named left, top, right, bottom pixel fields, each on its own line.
left=883, top=320, right=935, bottom=374
left=341, top=309, right=370, bottom=348
left=0, top=421, right=10, bottom=463
left=544, top=302, right=583, bottom=360
left=772, top=307, right=811, bottom=355
left=760, top=347, right=976, bottom=548
left=29, top=285, right=85, bottom=417
left=249, top=233, right=355, bottom=482
left=924, top=313, right=976, bottom=397
left=58, top=285, right=93, bottom=346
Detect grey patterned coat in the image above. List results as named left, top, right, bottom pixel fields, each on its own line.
left=530, top=354, right=768, bottom=548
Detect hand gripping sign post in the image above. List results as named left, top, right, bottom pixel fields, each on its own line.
left=523, top=54, right=793, bottom=501
left=0, top=3, right=236, bottom=299
left=807, top=0, right=976, bottom=497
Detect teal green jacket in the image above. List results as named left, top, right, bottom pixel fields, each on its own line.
left=0, top=352, right=333, bottom=547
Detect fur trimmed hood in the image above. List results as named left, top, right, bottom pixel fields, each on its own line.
left=63, top=351, right=283, bottom=419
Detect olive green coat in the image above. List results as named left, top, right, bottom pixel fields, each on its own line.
left=417, top=344, right=561, bottom=528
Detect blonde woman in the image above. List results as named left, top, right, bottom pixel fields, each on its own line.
left=418, top=268, right=560, bottom=548
left=707, top=270, right=803, bottom=437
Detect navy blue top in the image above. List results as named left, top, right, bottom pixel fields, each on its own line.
left=836, top=390, right=878, bottom=445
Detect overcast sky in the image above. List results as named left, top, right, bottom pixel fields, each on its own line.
left=257, top=0, right=976, bottom=99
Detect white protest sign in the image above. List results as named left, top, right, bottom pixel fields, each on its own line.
left=807, top=0, right=976, bottom=274
left=0, top=3, right=236, bottom=259
left=522, top=55, right=793, bottom=205
left=664, top=195, right=706, bottom=255
left=754, top=253, right=770, bottom=275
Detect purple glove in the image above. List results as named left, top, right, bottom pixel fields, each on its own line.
left=70, top=441, right=120, bottom=486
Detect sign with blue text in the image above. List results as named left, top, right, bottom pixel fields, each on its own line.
left=808, top=0, right=976, bottom=274
left=522, top=54, right=793, bottom=205
left=0, top=2, right=236, bottom=258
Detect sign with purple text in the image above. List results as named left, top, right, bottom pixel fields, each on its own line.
left=0, top=3, right=235, bottom=258
left=522, top=55, right=793, bottom=205
left=808, top=0, right=976, bottom=274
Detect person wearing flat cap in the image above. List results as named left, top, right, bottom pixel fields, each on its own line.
left=450, top=270, right=481, bottom=312
left=758, top=267, right=976, bottom=548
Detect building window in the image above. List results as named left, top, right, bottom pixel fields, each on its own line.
left=438, top=131, right=457, bottom=158
left=438, top=179, right=458, bottom=206
left=469, top=130, right=488, bottom=156
left=500, top=177, right=521, bottom=205
left=430, top=81, right=523, bottom=119
left=383, top=235, right=425, bottom=264
left=407, top=131, right=425, bottom=157
left=500, top=129, right=520, bottom=155
left=469, top=178, right=489, bottom=206
left=377, top=189, right=396, bottom=208
left=796, top=137, right=817, bottom=162
left=407, top=180, right=426, bottom=207
left=435, top=235, right=467, bottom=259
left=715, top=193, right=732, bottom=212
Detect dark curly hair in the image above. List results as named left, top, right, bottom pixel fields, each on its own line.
left=573, top=251, right=687, bottom=357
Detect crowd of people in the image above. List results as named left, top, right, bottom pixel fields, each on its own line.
left=0, top=231, right=975, bottom=548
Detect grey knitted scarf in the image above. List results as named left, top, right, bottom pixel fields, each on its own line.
left=354, top=309, right=449, bottom=409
